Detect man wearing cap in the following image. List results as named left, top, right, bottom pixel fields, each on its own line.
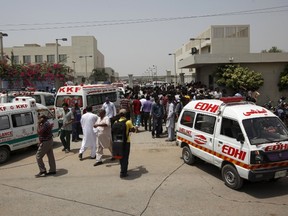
left=115, top=109, right=135, bottom=178
left=35, top=115, right=56, bottom=177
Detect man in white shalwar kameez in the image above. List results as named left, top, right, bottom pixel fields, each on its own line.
left=165, top=96, right=176, bottom=142
left=93, top=109, right=114, bottom=166
left=78, top=106, right=98, bottom=160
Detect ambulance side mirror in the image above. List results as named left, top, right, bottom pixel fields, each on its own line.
left=236, top=133, right=245, bottom=144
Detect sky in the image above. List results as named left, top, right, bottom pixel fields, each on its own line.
left=1, top=0, right=288, bottom=77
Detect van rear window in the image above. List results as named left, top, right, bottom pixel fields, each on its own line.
left=12, top=112, right=34, bottom=127
left=180, top=111, right=195, bottom=128
left=0, top=115, right=10, bottom=130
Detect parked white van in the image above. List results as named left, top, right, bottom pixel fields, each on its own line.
left=0, top=97, right=59, bottom=164
left=54, top=84, right=121, bottom=114
left=0, top=90, right=55, bottom=112
left=176, top=97, right=288, bottom=189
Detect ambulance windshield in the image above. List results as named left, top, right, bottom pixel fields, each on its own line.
left=243, top=117, right=288, bottom=145
left=55, top=95, right=83, bottom=108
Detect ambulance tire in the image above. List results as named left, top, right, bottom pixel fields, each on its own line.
left=222, top=164, right=243, bottom=190
left=0, top=147, right=10, bottom=164
left=182, top=146, right=196, bottom=165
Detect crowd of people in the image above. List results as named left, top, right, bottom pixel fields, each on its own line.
left=35, top=81, right=263, bottom=178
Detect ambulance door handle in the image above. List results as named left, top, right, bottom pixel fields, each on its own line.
left=218, top=141, right=223, bottom=144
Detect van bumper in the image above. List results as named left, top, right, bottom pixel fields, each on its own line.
left=248, top=167, right=288, bottom=182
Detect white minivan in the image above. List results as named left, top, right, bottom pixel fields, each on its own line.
left=176, top=97, right=288, bottom=189
left=0, top=90, right=55, bottom=112
left=0, top=97, right=59, bottom=164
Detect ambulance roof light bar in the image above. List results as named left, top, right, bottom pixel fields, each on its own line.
left=220, top=97, right=244, bottom=103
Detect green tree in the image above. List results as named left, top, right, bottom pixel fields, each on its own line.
left=278, top=64, right=288, bottom=91
left=261, top=46, right=283, bottom=53
left=91, top=68, right=109, bottom=82
left=214, top=64, right=264, bottom=91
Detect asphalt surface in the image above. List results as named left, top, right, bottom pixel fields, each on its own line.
left=0, top=128, right=288, bottom=216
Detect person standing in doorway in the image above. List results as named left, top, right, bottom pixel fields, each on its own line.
left=35, top=115, right=56, bottom=177
left=78, top=106, right=98, bottom=160
left=60, top=103, right=74, bottom=153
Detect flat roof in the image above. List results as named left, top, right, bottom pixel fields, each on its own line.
left=179, top=53, right=288, bottom=69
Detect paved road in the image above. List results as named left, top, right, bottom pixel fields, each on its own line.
left=0, top=129, right=288, bottom=216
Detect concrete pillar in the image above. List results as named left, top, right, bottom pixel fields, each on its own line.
left=128, top=74, right=133, bottom=88
left=179, top=73, right=185, bottom=85
left=166, top=70, right=172, bottom=83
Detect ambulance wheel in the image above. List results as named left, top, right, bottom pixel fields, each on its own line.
left=182, top=146, right=196, bottom=165
left=0, top=147, right=10, bottom=164
left=222, top=164, right=243, bottom=190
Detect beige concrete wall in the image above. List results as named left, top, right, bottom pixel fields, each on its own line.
left=195, top=62, right=288, bottom=105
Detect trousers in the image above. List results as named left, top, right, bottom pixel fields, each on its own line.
left=36, top=139, right=56, bottom=173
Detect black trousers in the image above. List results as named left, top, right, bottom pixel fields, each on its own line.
left=120, top=142, right=130, bottom=174
left=60, top=130, right=71, bottom=151
left=143, top=112, right=151, bottom=131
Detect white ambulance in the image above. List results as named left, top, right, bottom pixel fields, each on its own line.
left=0, top=97, right=59, bottom=164
left=0, top=90, right=55, bottom=113
left=54, top=84, right=121, bottom=114
left=176, top=97, right=288, bottom=189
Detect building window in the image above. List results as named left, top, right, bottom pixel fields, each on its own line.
left=35, top=55, right=43, bottom=63
left=237, top=26, right=249, bottom=38
left=47, top=55, right=55, bottom=63
left=225, top=27, right=237, bottom=38
left=213, top=27, right=224, bottom=38
left=59, top=54, right=67, bottom=63
left=13, top=56, right=19, bottom=64
left=23, top=55, right=31, bottom=64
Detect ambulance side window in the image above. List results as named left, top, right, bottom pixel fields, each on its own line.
left=44, top=95, right=55, bottom=106
left=0, top=115, right=10, bottom=130
left=220, top=118, right=242, bottom=139
left=195, top=114, right=216, bottom=134
left=180, top=111, right=195, bottom=128
left=11, top=112, right=34, bottom=127
left=31, top=95, right=41, bottom=103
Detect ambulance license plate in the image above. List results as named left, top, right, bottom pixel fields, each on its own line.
left=274, top=170, right=287, bottom=178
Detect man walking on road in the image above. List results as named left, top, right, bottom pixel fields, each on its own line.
left=35, top=114, right=56, bottom=177
left=79, top=106, right=98, bottom=160
left=115, top=109, right=135, bottom=178
left=93, top=109, right=114, bottom=166
left=60, top=103, right=74, bottom=153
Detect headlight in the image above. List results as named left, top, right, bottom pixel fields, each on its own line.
left=250, top=150, right=265, bottom=164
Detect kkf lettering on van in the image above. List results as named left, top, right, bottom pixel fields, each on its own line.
left=0, top=106, right=7, bottom=111
left=194, top=102, right=219, bottom=113
left=58, top=86, right=81, bottom=93
left=222, top=145, right=247, bottom=161
left=0, top=104, right=28, bottom=112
